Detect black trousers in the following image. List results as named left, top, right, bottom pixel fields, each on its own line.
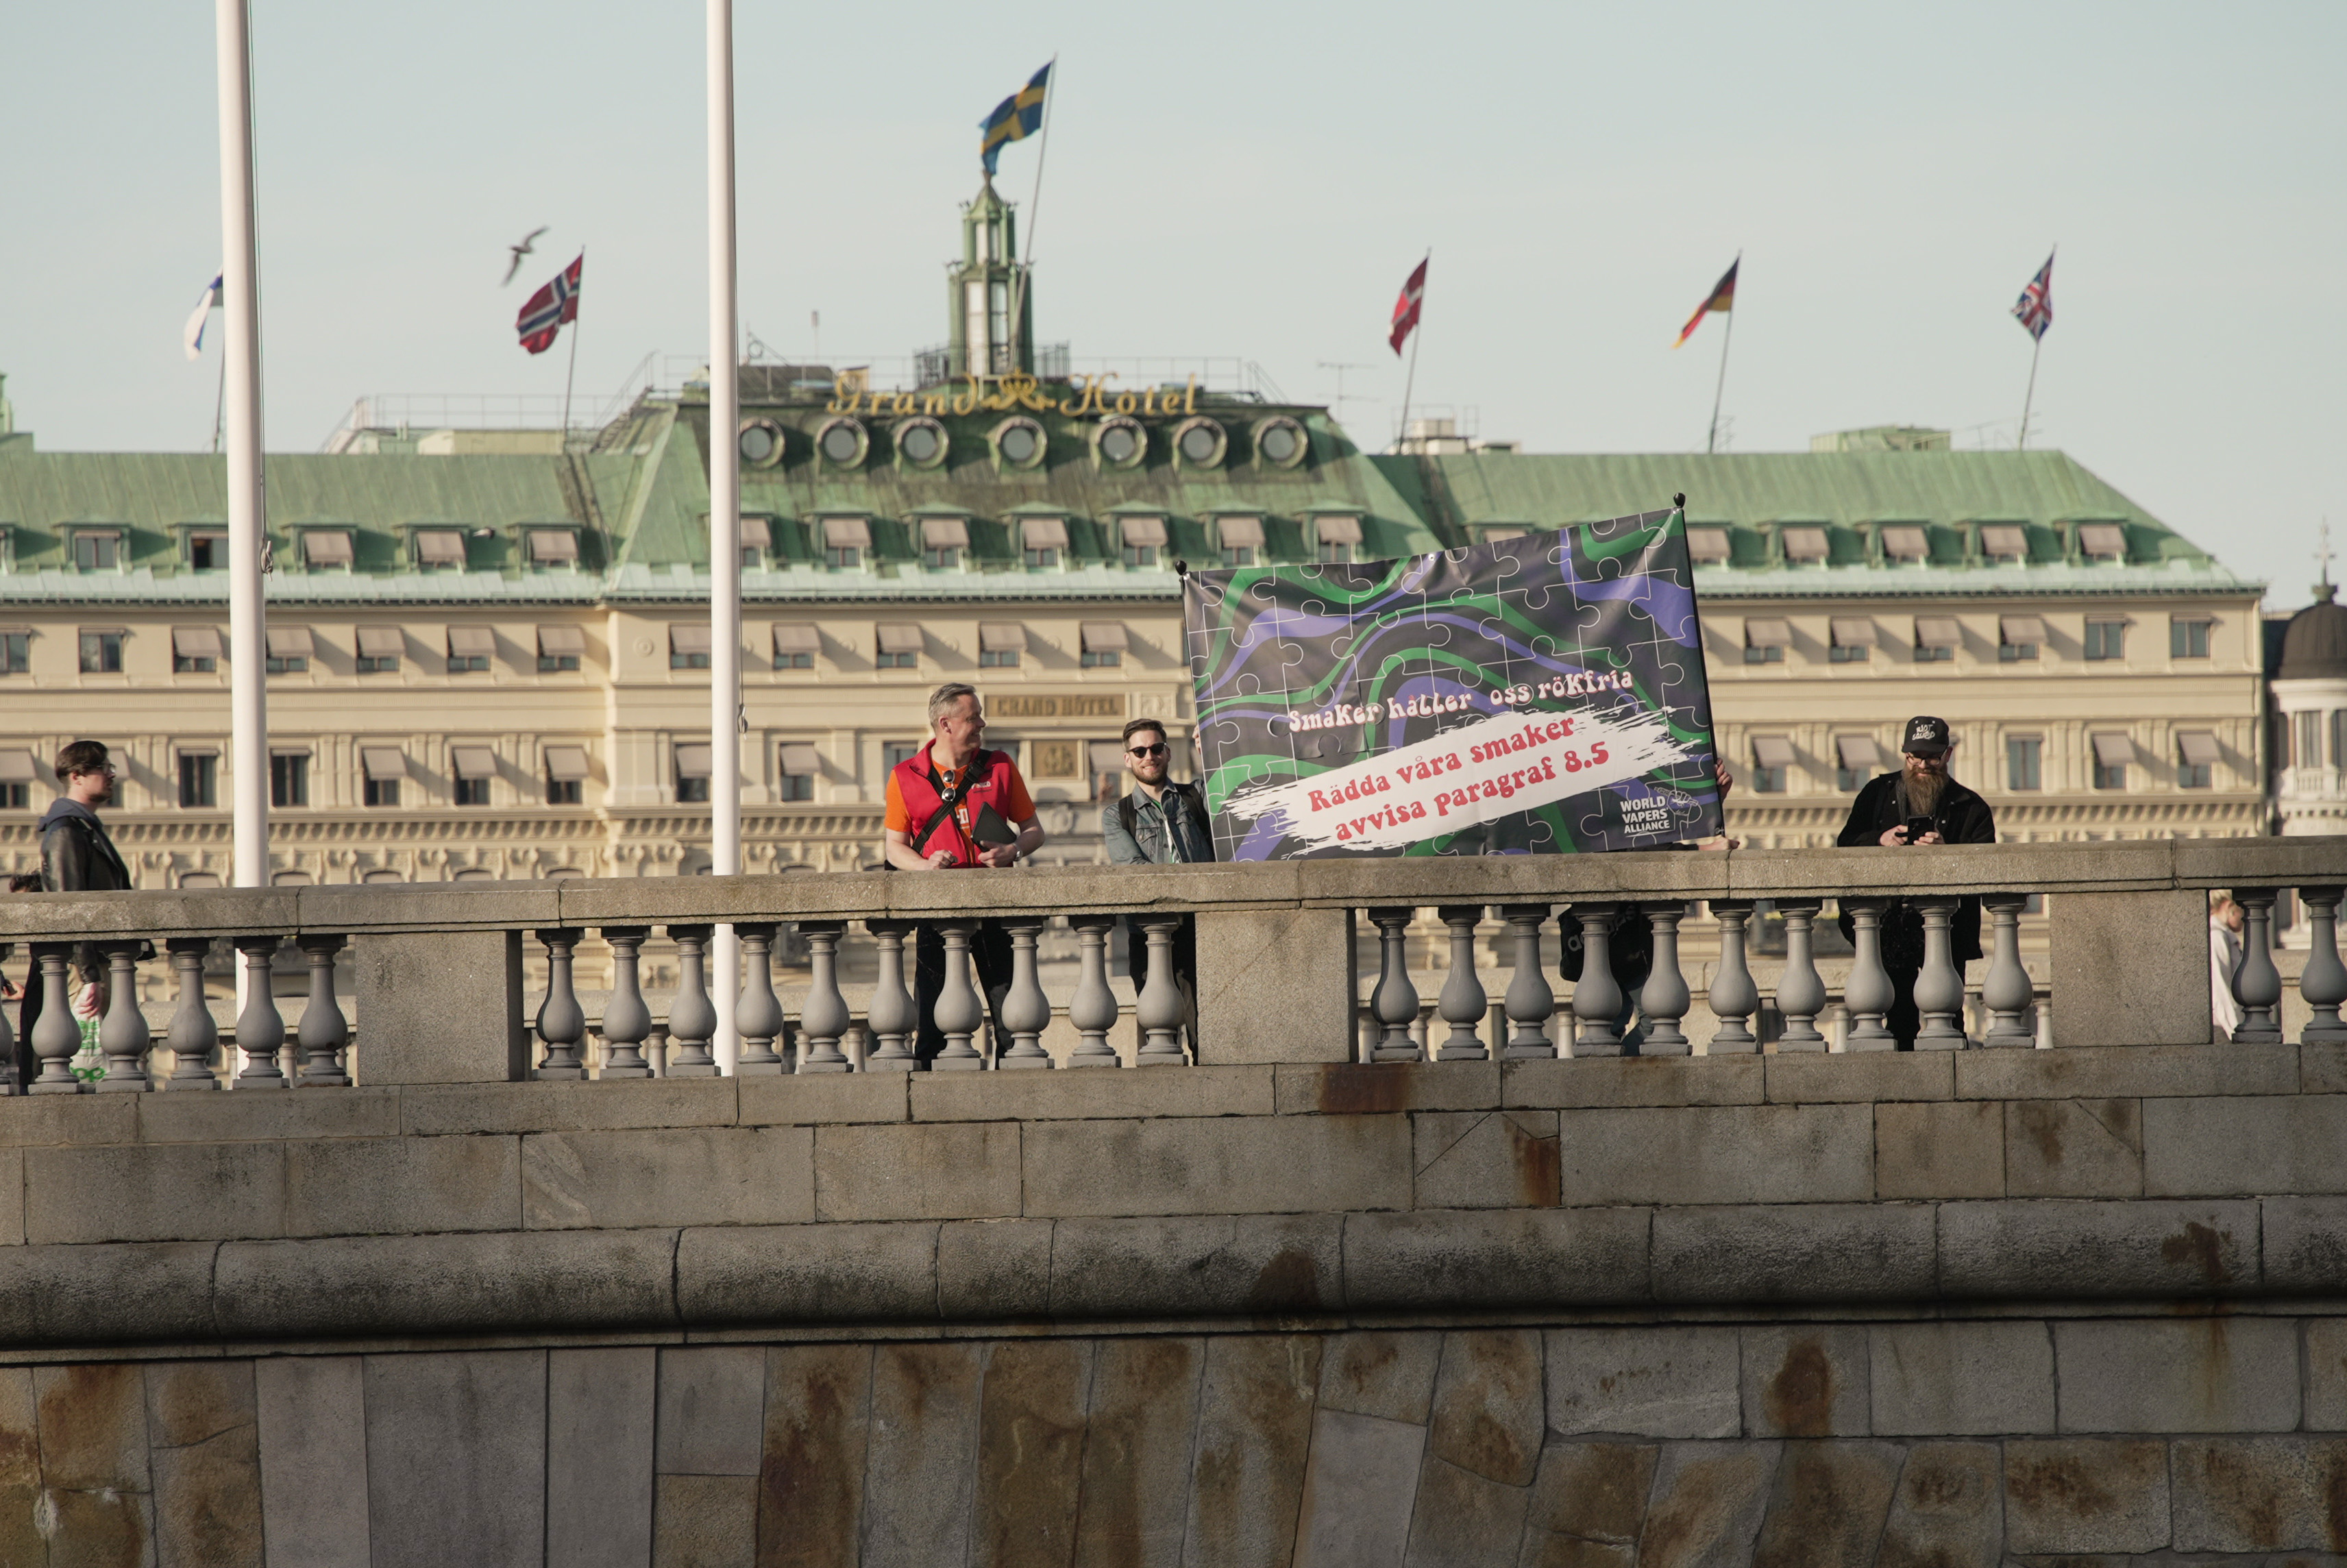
left=912, top=921, right=1012, bottom=1065
left=1125, top=914, right=1199, bottom=1052
left=1883, top=960, right=1969, bottom=1049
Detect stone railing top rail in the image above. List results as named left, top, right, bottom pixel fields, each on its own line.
left=1, top=837, right=2343, bottom=941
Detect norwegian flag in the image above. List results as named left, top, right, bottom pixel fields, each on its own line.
left=2011, top=250, right=2054, bottom=341
left=1388, top=258, right=1427, bottom=355
left=517, top=254, right=583, bottom=354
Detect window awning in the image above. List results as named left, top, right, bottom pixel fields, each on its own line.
left=2091, top=733, right=2138, bottom=767
left=1913, top=617, right=1963, bottom=650
left=876, top=623, right=923, bottom=655
left=447, top=626, right=495, bottom=657
left=176, top=745, right=218, bottom=758
left=1215, top=515, right=1264, bottom=548
left=266, top=626, right=314, bottom=659
left=173, top=627, right=223, bottom=660
left=1744, top=618, right=1794, bottom=649
left=1686, top=527, right=1730, bottom=563
left=1829, top=618, right=1874, bottom=650
left=1019, top=517, right=1069, bottom=551
left=0, top=752, right=36, bottom=784
left=414, top=530, right=465, bottom=565
left=1836, top=735, right=1884, bottom=770
left=920, top=517, right=969, bottom=550
left=270, top=745, right=310, bottom=757
left=1315, top=515, right=1363, bottom=545
left=451, top=746, right=497, bottom=779
left=979, top=623, right=1027, bottom=652
left=1118, top=515, right=1167, bottom=548
left=300, top=531, right=353, bottom=567
left=1880, top=525, right=1929, bottom=561
left=674, top=743, right=713, bottom=779
left=820, top=517, right=871, bottom=550
left=2177, top=731, right=2220, bottom=766
left=526, top=530, right=578, bottom=564
left=356, top=626, right=405, bottom=659
left=2079, top=522, right=2128, bottom=559
left=1780, top=525, right=1829, bottom=561
left=2000, top=615, right=2047, bottom=646
left=778, top=744, right=822, bottom=776
left=1081, top=622, right=1129, bottom=653
left=543, top=745, right=589, bottom=781
left=360, top=747, right=408, bottom=781
left=738, top=515, right=772, bottom=550
left=1752, top=735, right=1796, bottom=769
left=1980, top=524, right=2028, bottom=558
left=537, top=625, right=585, bottom=657
left=670, top=624, right=713, bottom=655
left=1089, top=742, right=1127, bottom=773
left=771, top=623, right=820, bottom=654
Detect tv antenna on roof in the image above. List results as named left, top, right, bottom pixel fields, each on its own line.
left=1318, top=362, right=1372, bottom=418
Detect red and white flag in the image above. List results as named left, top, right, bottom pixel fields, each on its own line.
left=517, top=254, right=582, bottom=354
left=1388, top=258, right=1427, bottom=355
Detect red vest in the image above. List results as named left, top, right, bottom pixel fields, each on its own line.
left=892, top=748, right=1017, bottom=868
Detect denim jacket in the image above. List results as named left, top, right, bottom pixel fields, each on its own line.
left=1100, top=783, right=1214, bottom=866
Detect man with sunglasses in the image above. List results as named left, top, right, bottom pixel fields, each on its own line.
left=1102, top=718, right=1214, bottom=1051
left=26, top=740, right=136, bottom=1082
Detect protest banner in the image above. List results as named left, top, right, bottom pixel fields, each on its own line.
left=1182, top=506, right=1721, bottom=859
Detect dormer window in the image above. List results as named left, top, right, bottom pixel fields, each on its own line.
left=820, top=517, right=868, bottom=569
left=1018, top=517, right=1067, bottom=569
left=1880, top=526, right=1929, bottom=564
left=2078, top=523, right=2127, bottom=563
left=1314, top=515, right=1362, bottom=565
left=524, top=529, right=579, bottom=569
left=299, top=530, right=354, bottom=570
left=1214, top=515, right=1263, bottom=567
left=1118, top=515, right=1165, bottom=567
left=739, top=515, right=771, bottom=570
left=71, top=530, right=121, bottom=572
left=1980, top=524, right=2028, bottom=564
left=1780, top=526, right=1829, bottom=564
left=920, top=517, right=968, bottom=570
left=186, top=530, right=228, bottom=571
left=1686, top=527, right=1730, bottom=564
left=414, top=530, right=466, bottom=569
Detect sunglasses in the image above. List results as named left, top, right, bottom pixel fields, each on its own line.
left=1127, top=743, right=1168, bottom=758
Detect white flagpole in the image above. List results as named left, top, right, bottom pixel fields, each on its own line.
left=708, top=0, right=743, bottom=1070
left=561, top=247, right=584, bottom=444
left=1006, top=56, right=1056, bottom=373
left=2017, top=243, right=2052, bottom=452
left=216, top=0, right=267, bottom=896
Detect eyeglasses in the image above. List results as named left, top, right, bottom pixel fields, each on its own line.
left=1127, top=743, right=1168, bottom=758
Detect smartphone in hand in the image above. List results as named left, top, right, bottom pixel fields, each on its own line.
left=1903, top=815, right=1934, bottom=843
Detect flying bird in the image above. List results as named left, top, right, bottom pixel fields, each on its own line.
left=501, top=227, right=550, bottom=286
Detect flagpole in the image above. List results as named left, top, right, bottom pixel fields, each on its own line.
left=212, top=350, right=226, bottom=455
left=2017, top=333, right=2042, bottom=452
left=560, top=247, right=583, bottom=445
left=1706, top=304, right=1734, bottom=455
left=215, top=0, right=267, bottom=901
left=1006, top=55, right=1056, bottom=374
left=1397, top=249, right=1427, bottom=452
left=707, top=0, right=743, bottom=1069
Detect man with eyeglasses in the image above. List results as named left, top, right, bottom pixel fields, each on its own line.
left=1102, top=718, right=1214, bottom=1051
left=26, top=740, right=136, bottom=1082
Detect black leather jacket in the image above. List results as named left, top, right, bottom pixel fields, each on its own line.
left=38, top=800, right=133, bottom=982
left=1834, top=771, right=1997, bottom=964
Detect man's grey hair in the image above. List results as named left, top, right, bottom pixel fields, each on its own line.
left=927, top=682, right=979, bottom=727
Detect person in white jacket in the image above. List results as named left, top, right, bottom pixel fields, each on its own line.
left=2210, top=890, right=2245, bottom=1042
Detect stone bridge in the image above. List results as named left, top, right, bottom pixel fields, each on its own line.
left=0, top=840, right=2343, bottom=1566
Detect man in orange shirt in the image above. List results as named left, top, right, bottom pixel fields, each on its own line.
left=884, top=683, right=1046, bottom=1062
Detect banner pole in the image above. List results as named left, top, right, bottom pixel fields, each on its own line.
left=216, top=0, right=267, bottom=899
left=2017, top=332, right=2042, bottom=452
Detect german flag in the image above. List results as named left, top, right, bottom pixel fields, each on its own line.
left=1673, top=257, right=1738, bottom=348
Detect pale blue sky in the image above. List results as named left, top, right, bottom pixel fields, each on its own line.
left=3, top=1, right=2340, bottom=608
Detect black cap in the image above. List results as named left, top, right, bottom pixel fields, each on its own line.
left=1902, top=715, right=1952, bottom=757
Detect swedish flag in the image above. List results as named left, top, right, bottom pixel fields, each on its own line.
left=979, top=63, right=1051, bottom=178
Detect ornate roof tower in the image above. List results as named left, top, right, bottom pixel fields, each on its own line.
left=945, top=182, right=1034, bottom=380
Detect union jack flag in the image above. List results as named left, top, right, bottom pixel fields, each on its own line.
left=2011, top=250, right=2054, bottom=341
left=517, top=254, right=582, bottom=355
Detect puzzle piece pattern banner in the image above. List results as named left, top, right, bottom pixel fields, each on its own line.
left=1182, top=508, right=1722, bottom=859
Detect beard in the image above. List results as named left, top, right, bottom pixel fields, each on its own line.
left=1904, top=767, right=1945, bottom=815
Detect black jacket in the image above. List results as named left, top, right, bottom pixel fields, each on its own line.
left=1834, top=771, right=1996, bottom=964
left=39, top=799, right=133, bottom=983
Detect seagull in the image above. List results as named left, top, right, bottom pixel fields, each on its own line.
left=501, top=227, right=549, bottom=286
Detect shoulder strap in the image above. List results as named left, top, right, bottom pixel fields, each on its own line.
left=909, top=750, right=987, bottom=854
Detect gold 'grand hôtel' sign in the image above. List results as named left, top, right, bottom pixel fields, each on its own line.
left=826, top=371, right=1200, bottom=420
left=991, top=694, right=1126, bottom=719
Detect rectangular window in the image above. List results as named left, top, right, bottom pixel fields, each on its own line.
left=73, top=533, right=120, bottom=572
left=675, top=776, right=710, bottom=803
left=1913, top=643, right=1952, bottom=663
left=922, top=546, right=961, bottom=570
left=1998, top=615, right=2045, bottom=663
left=79, top=631, right=123, bottom=673
left=271, top=753, right=309, bottom=807
left=1023, top=547, right=1060, bottom=569
left=0, top=632, right=27, bottom=673
left=1080, top=650, right=1121, bottom=668
left=883, top=742, right=923, bottom=773
left=1122, top=543, right=1157, bottom=568
left=172, top=627, right=222, bottom=674
left=364, top=778, right=401, bottom=807
left=2171, top=617, right=2211, bottom=659
left=674, top=743, right=712, bottom=805
left=2090, top=733, right=2134, bottom=791
left=545, top=745, right=588, bottom=805
left=772, top=624, right=819, bottom=670
left=1750, top=736, right=1793, bottom=794
left=669, top=625, right=713, bottom=670
left=877, top=651, right=917, bottom=670
left=1119, top=516, right=1167, bottom=568
left=177, top=754, right=217, bottom=809
left=447, top=626, right=494, bottom=673
left=188, top=532, right=226, bottom=571
left=536, top=625, right=584, bottom=673
left=1316, top=541, right=1354, bottom=565
left=2093, top=760, right=2127, bottom=790
left=2176, top=731, right=2218, bottom=789
left=547, top=777, right=582, bottom=805
left=362, top=747, right=407, bottom=808
left=826, top=546, right=862, bottom=570
left=264, top=626, right=315, bottom=675
left=2297, top=711, right=2323, bottom=769
left=978, top=649, right=1020, bottom=668
left=454, top=776, right=490, bottom=807
left=2085, top=620, right=2126, bottom=661
left=2335, top=710, right=2347, bottom=769
left=1828, top=645, right=1867, bottom=663
left=1743, top=618, right=1792, bottom=665
left=0, top=784, right=23, bottom=809
left=777, top=743, right=821, bottom=803
left=1834, top=736, right=1882, bottom=794
left=1216, top=516, right=1265, bottom=569
left=2006, top=737, right=2042, bottom=792
left=775, top=772, right=813, bottom=802
left=774, top=651, right=812, bottom=670
left=1998, top=641, right=2038, bottom=662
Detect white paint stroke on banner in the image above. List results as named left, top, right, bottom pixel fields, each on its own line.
left=1222, top=703, right=1695, bottom=853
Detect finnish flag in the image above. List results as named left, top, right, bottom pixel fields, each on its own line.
left=183, top=274, right=222, bottom=360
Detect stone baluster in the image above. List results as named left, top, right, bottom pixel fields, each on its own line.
left=665, top=925, right=721, bottom=1076
left=1706, top=901, right=1760, bottom=1053
left=232, top=935, right=286, bottom=1087
left=164, top=938, right=220, bottom=1089
left=931, top=920, right=987, bottom=1070
left=295, top=934, right=351, bottom=1086
left=646, top=1027, right=669, bottom=1077
left=1980, top=894, right=2036, bottom=1048
left=2299, top=885, right=2347, bottom=1045
left=730, top=922, right=788, bottom=1075
left=532, top=929, right=588, bottom=1081
left=1499, top=905, right=1556, bottom=1060
left=27, top=946, right=82, bottom=1094
left=1773, top=901, right=1828, bottom=1053
left=1067, top=916, right=1121, bottom=1066
left=1366, top=907, right=1423, bottom=1063
left=1910, top=898, right=1970, bottom=1049
left=863, top=920, right=919, bottom=1070
left=2230, top=890, right=2284, bottom=1043
left=1135, top=916, right=1188, bottom=1065
left=0, top=954, right=14, bottom=1096
left=998, top=918, right=1054, bottom=1069
left=1637, top=903, right=1692, bottom=1056
left=1434, top=905, right=1490, bottom=1062
left=794, top=922, right=852, bottom=1073
left=598, top=927, right=654, bottom=1079
left=1841, top=899, right=1896, bottom=1051
left=93, top=940, right=151, bottom=1092
left=1569, top=905, right=1624, bottom=1057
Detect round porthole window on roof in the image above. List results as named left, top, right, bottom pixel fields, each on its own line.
left=1174, top=416, right=1227, bottom=468
left=816, top=417, right=868, bottom=467
left=894, top=416, right=948, bottom=469
left=1252, top=416, right=1307, bottom=468
left=991, top=416, right=1046, bottom=469
left=738, top=417, right=785, bottom=467
left=1095, top=417, right=1146, bottom=469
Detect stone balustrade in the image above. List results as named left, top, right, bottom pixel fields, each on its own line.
left=0, top=838, right=2341, bottom=1088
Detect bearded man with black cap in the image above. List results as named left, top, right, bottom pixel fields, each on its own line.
left=1835, top=716, right=1997, bottom=1048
